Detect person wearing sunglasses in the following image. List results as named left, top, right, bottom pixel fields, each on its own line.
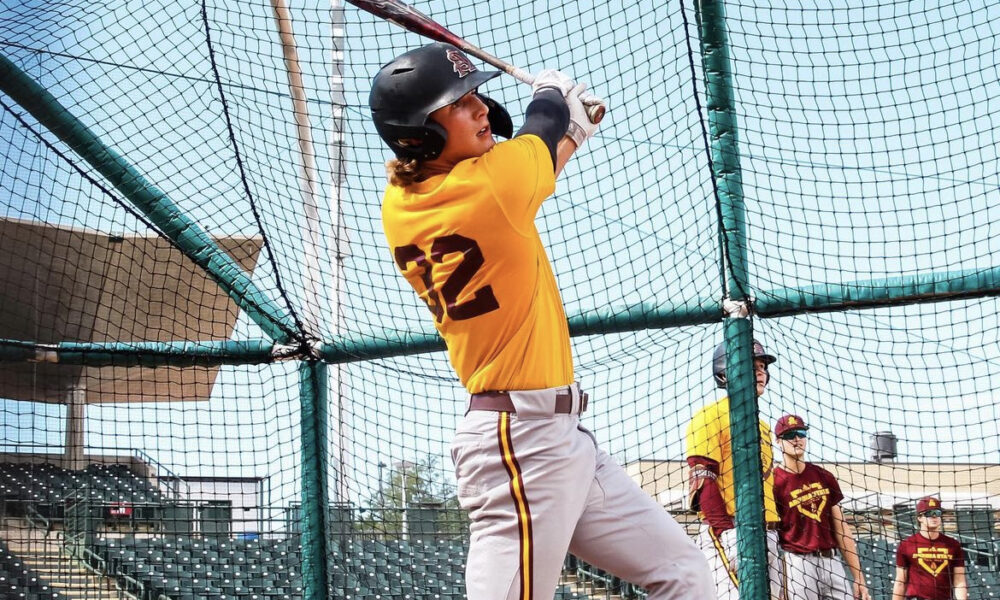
left=892, top=496, right=967, bottom=600
left=773, top=415, right=870, bottom=600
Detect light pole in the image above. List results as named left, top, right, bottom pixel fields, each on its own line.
left=377, top=462, right=386, bottom=506
left=398, top=461, right=408, bottom=540
left=395, top=460, right=415, bottom=541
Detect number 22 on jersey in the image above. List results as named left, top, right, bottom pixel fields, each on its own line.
left=393, top=233, right=500, bottom=322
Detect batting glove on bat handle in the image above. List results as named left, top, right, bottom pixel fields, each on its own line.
left=566, top=82, right=603, bottom=146
left=531, top=69, right=575, bottom=97
left=531, top=70, right=604, bottom=123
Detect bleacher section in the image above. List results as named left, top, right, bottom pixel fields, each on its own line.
left=0, top=462, right=165, bottom=519
left=566, top=554, right=644, bottom=598
left=0, top=539, right=61, bottom=600
left=5, top=527, right=1000, bottom=599
left=334, top=538, right=465, bottom=599
left=91, top=536, right=299, bottom=599
left=966, top=559, right=1000, bottom=600
left=90, top=536, right=472, bottom=600
left=87, top=536, right=592, bottom=600
left=2, top=462, right=998, bottom=599
left=856, top=536, right=896, bottom=600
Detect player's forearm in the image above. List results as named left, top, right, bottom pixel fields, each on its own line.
left=554, top=137, right=576, bottom=176
left=831, top=506, right=866, bottom=586
left=890, top=580, right=906, bottom=600
left=837, top=528, right=865, bottom=583
left=954, top=570, right=968, bottom=600
left=518, top=88, right=569, bottom=172
left=842, top=544, right=865, bottom=584
left=693, top=477, right=735, bottom=533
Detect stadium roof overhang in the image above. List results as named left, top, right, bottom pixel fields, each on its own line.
left=0, top=218, right=262, bottom=404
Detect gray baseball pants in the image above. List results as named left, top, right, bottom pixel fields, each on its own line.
left=697, top=524, right=784, bottom=600
left=782, top=551, right=852, bottom=600
left=451, top=383, right=712, bottom=600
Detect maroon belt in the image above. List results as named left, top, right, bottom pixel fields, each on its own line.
left=795, top=548, right=836, bottom=558
left=468, top=389, right=588, bottom=414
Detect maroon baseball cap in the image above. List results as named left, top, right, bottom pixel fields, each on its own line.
left=917, top=496, right=942, bottom=514
left=774, top=414, right=810, bottom=438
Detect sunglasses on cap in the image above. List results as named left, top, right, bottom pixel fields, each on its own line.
left=779, top=430, right=808, bottom=441
left=921, top=509, right=943, bottom=518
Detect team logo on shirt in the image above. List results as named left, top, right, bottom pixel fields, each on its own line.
left=788, top=482, right=829, bottom=522
left=915, top=547, right=952, bottom=577
left=446, top=49, right=476, bottom=77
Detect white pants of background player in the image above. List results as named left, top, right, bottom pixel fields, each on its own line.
left=452, top=383, right=713, bottom=600
left=697, top=524, right=783, bottom=600
left=781, top=551, right=852, bottom=600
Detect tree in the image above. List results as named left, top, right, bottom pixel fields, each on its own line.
left=356, top=455, right=467, bottom=539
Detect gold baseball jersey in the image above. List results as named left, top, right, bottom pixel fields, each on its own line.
left=381, top=134, right=573, bottom=393
left=686, top=396, right=780, bottom=522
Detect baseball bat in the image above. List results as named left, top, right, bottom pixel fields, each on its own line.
left=346, top=0, right=605, bottom=124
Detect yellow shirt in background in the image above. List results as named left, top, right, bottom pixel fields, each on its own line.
left=686, top=396, right=780, bottom=523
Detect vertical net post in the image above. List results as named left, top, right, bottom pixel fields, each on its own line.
left=695, top=0, right=769, bottom=598
left=299, top=361, right=330, bottom=600
left=724, top=319, right=768, bottom=600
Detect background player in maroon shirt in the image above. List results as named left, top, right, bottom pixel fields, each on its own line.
left=892, top=496, right=967, bottom=600
left=773, top=415, right=870, bottom=600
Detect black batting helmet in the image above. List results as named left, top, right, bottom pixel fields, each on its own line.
left=712, top=339, right=776, bottom=388
left=369, top=42, right=513, bottom=160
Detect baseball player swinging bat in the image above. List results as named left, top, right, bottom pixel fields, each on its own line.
left=346, top=0, right=606, bottom=123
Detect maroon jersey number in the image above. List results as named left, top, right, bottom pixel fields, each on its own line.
left=394, top=244, right=444, bottom=322
left=394, top=234, right=499, bottom=322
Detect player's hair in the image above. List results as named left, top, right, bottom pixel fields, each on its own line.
left=386, top=157, right=426, bottom=187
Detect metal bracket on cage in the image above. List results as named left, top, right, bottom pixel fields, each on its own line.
left=721, top=296, right=753, bottom=319
left=271, top=343, right=305, bottom=361
left=271, top=338, right=324, bottom=361
left=29, top=345, right=60, bottom=363
left=303, top=338, right=324, bottom=360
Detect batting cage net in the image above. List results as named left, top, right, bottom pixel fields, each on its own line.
left=1, top=1, right=998, bottom=599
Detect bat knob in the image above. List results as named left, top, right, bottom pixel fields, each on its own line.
left=586, top=103, right=605, bottom=124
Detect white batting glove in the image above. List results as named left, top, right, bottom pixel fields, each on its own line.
left=531, top=69, right=575, bottom=97
left=566, top=83, right=603, bottom=147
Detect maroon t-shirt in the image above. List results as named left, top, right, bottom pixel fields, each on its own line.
left=774, top=463, right=844, bottom=553
left=896, top=532, right=965, bottom=600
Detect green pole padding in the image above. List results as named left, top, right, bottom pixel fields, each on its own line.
left=3, top=259, right=992, bottom=367
left=755, top=264, right=1000, bottom=316
left=318, top=260, right=1000, bottom=364
left=0, top=339, right=276, bottom=366
left=724, top=320, right=770, bottom=600
left=299, top=361, right=330, bottom=600
left=696, top=0, right=769, bottom=596
left=0, top=53, right=299, bottom=344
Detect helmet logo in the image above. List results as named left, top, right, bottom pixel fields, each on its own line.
left=446, top=49, right=476, bottom=78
